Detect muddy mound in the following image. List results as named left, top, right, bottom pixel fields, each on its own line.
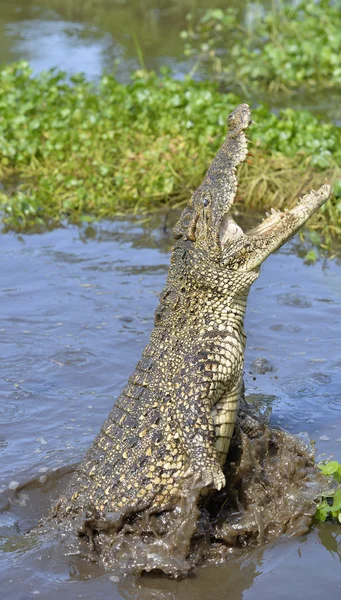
left=48, top=420, right=326, bottom=578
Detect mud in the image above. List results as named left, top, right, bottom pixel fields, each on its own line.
left=37, top=411, right=326, bottom=579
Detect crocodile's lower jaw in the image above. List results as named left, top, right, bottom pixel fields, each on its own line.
left=248, top=184, right=331, bottom=238
left=221, top=184, right=331, bottom=271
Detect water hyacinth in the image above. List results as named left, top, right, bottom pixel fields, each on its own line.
left=181, top=0, right=341, bottom=92
left=316, top=461, right=341, bottom=523
left=0, top=62, right=340, bottom=244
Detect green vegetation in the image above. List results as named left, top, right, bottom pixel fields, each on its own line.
left=316, top=461, right=341, bottom=523
left=181, top=1, right=341, bottom=93
left=0, top=61, right=340, bottom=237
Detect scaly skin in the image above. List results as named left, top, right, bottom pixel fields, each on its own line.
left=55, top=104, right=331, bottom=518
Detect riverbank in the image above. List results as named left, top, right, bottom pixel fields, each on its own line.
left=0, top=62, right=340, bottom=243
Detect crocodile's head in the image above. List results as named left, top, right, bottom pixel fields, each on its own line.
left=173, top=103, right=331, bottom=272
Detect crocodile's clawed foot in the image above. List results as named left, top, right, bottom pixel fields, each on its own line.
left=184, top=463, right=226, bottom=491
left=203, top=467, right=226, bottom=491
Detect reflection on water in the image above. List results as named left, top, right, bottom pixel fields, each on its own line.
left=8, top=19, right=122, bottom=80
left=0, top=217, right=341, bottom=598
left=1, top=0, right=236, bottom=80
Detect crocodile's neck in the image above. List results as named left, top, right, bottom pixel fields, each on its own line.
left=152, top=239, right=259, bottom=337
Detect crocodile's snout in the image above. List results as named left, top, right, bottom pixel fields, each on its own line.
left=227, top=103, right=252, bottom=132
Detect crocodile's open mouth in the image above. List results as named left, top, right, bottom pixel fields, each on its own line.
left=219, top=214, right=244, bottom=246
left=215, top=103, right=330, bottom=260
left=173, top=101, right=330, bottom=265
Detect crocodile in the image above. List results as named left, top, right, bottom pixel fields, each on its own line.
left=48, top=104, right=331, bottom=564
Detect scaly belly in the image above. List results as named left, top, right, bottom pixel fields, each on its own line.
left=211, top=392, right=239, bottom=466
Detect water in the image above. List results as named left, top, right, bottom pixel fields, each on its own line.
left=1, top=0, right=341, bottom=596
left=0, top=0, right=233, bottom=80
left=0, top=216, right=341, bottom=598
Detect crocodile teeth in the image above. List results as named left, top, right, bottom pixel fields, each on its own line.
left=271, top=207, right=277, bottom=214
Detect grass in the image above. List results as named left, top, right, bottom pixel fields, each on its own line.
left=181, top=0, right=341, bottom=93
left=0, top=61, right=340, bottom=242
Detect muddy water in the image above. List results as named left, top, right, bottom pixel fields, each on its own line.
left=0, top=217, right=341, bottom=598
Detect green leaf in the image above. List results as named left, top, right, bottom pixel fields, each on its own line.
left=315, top=500, right=331, bottom=522
left=319, top=461, right=340, bottom=476
left=304, top=249, right=317, bottom=264
left=331, top=488, right=341, bottom=512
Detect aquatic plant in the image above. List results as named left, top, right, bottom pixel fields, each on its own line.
left=0, top=62, right=340, bottom=239
left=316, top=461, right=341, bottom=523
left=181, top=1, right=341, bottom=93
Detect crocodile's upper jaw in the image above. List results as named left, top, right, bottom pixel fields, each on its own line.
left=220, top=183, right=331, bottom=271
left=173, top=103, right=253, bottom=255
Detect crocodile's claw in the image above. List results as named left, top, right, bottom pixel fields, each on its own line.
left=203, top=467, right=226, bottom=491
left=185, top=463, right=226, bottom=491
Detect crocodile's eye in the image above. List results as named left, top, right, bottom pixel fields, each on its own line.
left=203, top=197, right=210, bottom=208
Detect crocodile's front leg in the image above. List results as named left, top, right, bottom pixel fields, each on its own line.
left=173, top=348, right=241, bottom=491
left=175, top=387, right=226, bottom=491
